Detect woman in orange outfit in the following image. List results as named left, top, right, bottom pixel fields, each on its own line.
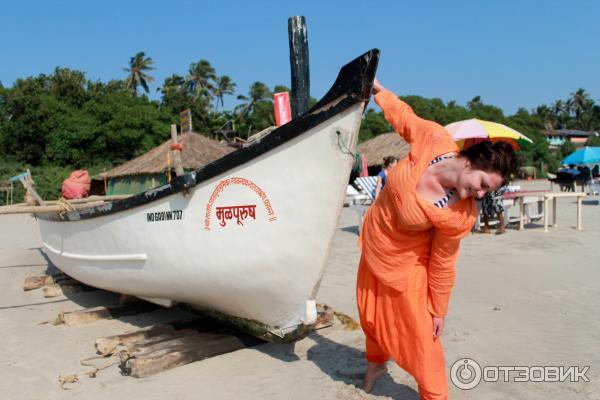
left=357, top=78, right=518, bottom=399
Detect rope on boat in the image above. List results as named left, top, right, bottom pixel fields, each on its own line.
left=56, top=197, right=75, bottom=219
left=336, top=130, right=355, bottom=156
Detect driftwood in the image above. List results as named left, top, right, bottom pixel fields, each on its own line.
left=23, top=275, right=55, bottom=291
left=58, top=302, right=161, bottom=326
left=43, top=284, right=66, bottom=298
left=23, top=272, right=76, bottom=291
left=59, top=306, right=113, bottom=326
left=120, top=329, right=251, bottom=378
left=23, top=271, right=76, bottom=297
left=80, top=303, right=335, bottom=379
left=96, top=325, right=177, bottom=355
left=43, top=279, right=95, bottom=298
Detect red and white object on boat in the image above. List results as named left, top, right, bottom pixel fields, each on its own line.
left=273, top=92, right=292, bottom=126
left=61, top=170, right=91, bottom=199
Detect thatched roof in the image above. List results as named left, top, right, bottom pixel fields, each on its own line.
left=357, top=133, right=410, bottom=167
left=97, top=132, right=235, bottom=179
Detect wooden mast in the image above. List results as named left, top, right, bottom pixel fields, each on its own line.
left=288, top=16, right=310, bottom=119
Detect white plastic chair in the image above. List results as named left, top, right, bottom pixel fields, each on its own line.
left=344, top=185, right=370, bottom=206
left=354, top=176, right=378, bottom=203
left=350, top=176, right=379, bottom=234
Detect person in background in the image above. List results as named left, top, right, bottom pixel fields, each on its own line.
left=479, top=186, right=507, bottom=234
left=557, top=164, right=580, bottom=192
left=374, top=156, right=398, bottom=199
left=560, top=164, right=581, bottom=177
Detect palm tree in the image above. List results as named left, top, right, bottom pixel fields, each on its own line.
left=551, top=100, right=569, bottom=129
left=467, top=95, right=481, bottom=111
left=235, top=82, right=272, bottom=118
left=159, top=74, right=186, bottom=95
left=535, top=104, right=555, bottom=129
left=185, top=60, right=216, bottom=100
left=212, top=75, right=236, bottom=109
left=570, top=89, right=591, bottom=115
left=551, top=100, right=564, bottom=116
left=570, top=88, right=594, bottom=129
left=123, top=52, right=155, bottom=95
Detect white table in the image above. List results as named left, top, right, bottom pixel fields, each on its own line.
left=542, top=192, right=587, bottom=232
left=511, top=193, right=546, bottom=231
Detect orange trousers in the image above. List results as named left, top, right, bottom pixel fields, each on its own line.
left=356, top=257, right=448, bottom=400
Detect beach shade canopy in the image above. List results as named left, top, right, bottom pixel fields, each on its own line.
left=561, top=146, right=600, bottom=165
left=445, top=118, right=533, bottom=150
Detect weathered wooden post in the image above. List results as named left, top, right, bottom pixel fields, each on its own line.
left=22, top=169, right=45, bottom=206
left=170, top=124, right=184, bottom=177
left=288, top=16, right=310, bottom=119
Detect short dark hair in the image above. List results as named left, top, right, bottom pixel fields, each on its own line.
left=382, top=156, right=398, bottom=168
left=459, top=141, right=519, bottom=185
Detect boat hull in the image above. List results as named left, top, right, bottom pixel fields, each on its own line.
left=38, top=104, right=363, bottom=339
left=36, top=49, right=379, bottom=341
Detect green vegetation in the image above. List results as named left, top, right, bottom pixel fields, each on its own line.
left=123, top=52, right=155, bottom=95
left=1, top=51, right=599, bottom=204
left=362, top=91, right=600, bottom=177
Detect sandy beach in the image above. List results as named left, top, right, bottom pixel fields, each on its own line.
left=0, top=179, right=598, bottom=400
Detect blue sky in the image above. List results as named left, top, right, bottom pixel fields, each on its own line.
left=2, top=0, right=599, bottom=115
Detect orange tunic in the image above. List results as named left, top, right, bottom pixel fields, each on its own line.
left=357, top=90, right=476, bottom=399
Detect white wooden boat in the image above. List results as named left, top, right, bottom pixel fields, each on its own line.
left=35, top=49, right=379, bottom=342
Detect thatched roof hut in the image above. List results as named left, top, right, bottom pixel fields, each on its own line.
left=95, top=132, right=235, bottom=195
left=357, top=133, right=410, bottom=167
left=98, top=132, right=234, bottom=179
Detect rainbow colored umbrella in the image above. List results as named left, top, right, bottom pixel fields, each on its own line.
left=445, top=118, right=533, bottom=150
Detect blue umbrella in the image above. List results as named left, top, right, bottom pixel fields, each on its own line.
left=561, top=146, right=600, bottom=165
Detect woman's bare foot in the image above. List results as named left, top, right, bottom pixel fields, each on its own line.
left=362, top=362, right=387, bottom=393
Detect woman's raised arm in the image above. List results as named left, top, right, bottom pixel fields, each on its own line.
left=372, top=78, right=443, bottom=144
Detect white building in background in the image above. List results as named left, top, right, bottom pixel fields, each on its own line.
left=544, top=129, right=599, bottom=149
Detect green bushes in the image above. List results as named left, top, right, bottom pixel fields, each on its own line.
left=0, top=160, right=111, bottom=206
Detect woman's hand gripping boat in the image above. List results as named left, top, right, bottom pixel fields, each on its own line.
left=35, top=49, right=380, bottom=342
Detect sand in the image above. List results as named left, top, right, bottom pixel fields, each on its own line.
left=0, top=180, right=598, bottom=399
